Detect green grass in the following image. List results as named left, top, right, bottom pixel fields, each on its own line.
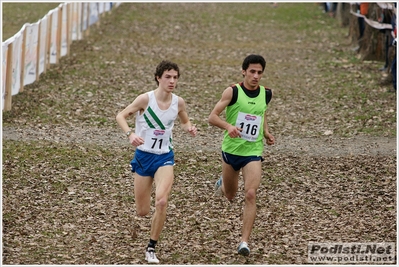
left=2, top=2, right=61, bottom=41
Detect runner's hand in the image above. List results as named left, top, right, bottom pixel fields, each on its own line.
left=265, top=132, right=275, bottom=145
left=188, top=125, right=197, bottom=137
left=227, top=124, right=242, bottom=138
left=129, top=133, right=145, bottom=147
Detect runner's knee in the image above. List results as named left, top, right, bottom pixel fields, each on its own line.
left=136, top=206, right=150, bottom=217
left=245, top=188, right=256, bottom=202
left=224, top=190, right=235, bottom=201
left=155, top=197, right=168, bottom=211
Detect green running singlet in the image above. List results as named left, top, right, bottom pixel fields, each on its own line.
left=222, top=84, right=267, bottom=156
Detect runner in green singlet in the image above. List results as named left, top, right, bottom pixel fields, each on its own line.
left=208, top=54, right=275, bottom=256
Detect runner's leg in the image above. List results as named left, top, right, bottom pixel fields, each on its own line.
left=222, top=160, right=240, bottom=201
left=241, top=160, right=262, bottom=242
left=134, top=173, right=153, bottom=216
left=150, top=165, right=174, bottom=241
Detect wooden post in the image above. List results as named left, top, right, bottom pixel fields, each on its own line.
left=19, top=25, right=27, bottom=93
left=36, top=20, right=42, bottom=81
left=67, top=3, right=72, bottom=56
left=80, top=3, right=84, bottom=40
left=56, top=5, right=62, bottom=64
left=4, top=42, right=13, bottom=111
left=85, top=3, right=90, bottom=37
left=96, top=3, right=101, bottom=27
left=77, top=2, right=82, bottom=40
left=42, top=16, right=48, bottom=75
left=101, top=3, right=106, bottom=17
left=46, top=12, right=53, bottom=69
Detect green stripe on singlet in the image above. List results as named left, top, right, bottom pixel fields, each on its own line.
left=147, top=106, right=166, bottom=130
left=143, top=113, right=155, bottom=129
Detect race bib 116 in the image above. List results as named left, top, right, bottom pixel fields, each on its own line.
left=235, top=112, right=261, bottom=142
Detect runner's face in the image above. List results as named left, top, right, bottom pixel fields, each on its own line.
left=242, top=63, right=263, bottom=89
left=158, top=69, right=179, bottom=92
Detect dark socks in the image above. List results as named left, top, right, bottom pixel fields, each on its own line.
left=147, top=239, right=157, bottom=250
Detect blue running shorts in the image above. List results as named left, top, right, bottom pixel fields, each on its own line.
left=222, top=151, right=263, bottom=171
left=131, top=149, right=175, bottom=178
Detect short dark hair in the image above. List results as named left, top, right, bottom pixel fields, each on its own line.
left=154, top=60, right=180, bottom=85
left=242, top=54, right=266, bottom=71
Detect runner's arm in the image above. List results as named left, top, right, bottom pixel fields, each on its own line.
left=178, top=97, right=197, bottom=137
left=208, top=87, right=242, bottom=138
left=263, top=112, right=275, bottom=145
left=116, top=93, right=148, bottom=146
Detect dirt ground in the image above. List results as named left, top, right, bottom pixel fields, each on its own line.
left=2, top=125, right=396, bottom=157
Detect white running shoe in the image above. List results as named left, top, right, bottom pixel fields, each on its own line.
left=145, top=248, right=160, bottom=264
left=214, top=176, right=223, bottom=196
left=237, top=242, right=250, bottom=256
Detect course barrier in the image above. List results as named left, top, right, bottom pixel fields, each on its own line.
left=2, top=2, right=121, bottom=111
left=349, top=2, right=394, bottom=30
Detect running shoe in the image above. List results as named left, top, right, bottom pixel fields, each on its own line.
left=214, top=176, right=223, bottom=196
left=145, top=247, right=160, bottom=264
left=237, top=241, right=250, bottom=256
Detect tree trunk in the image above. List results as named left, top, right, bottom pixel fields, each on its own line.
left=336, top=3, right=351, bottom=27
left=347, top=3, right=391, bottom=62
left=359, top=4, right=383, bottom=61
left=347, top=3, right=360, bottom=45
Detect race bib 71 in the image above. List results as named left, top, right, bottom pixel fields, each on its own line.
left=143, top=129, right=171, bottom=152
